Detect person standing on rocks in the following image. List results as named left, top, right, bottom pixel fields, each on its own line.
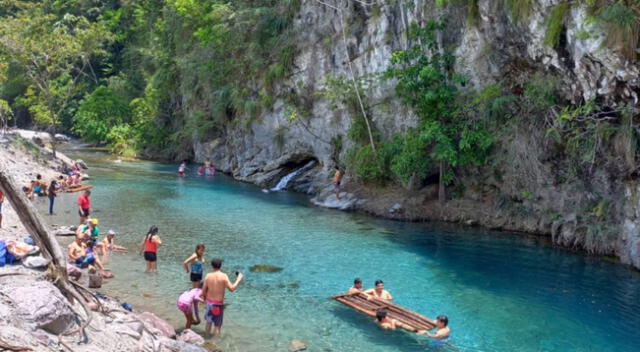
left=77, top=190, right=91, bottom=225
left=140, top=225, right=162, bottom=273
left=333, top=166, right=343, bottom=200
left=201, top=258, right=244, bottom=337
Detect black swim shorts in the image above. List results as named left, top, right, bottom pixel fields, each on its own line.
left=144, top=251, right=157, bottom=262
left=190, top=272, right=203, bottom=282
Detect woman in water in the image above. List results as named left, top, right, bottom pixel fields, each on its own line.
left=183, top=244, right=206, bottom=288
left=139, top=225, right=162, bottom=273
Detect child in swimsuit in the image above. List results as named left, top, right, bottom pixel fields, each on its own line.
left=178, top=161, right=187, bottom=177
left=183, top=244, right=206, bottom=288
left=177, top=287, right=203, bottom=329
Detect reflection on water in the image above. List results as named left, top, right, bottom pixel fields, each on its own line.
left=35, top=148, right=640, bottom=352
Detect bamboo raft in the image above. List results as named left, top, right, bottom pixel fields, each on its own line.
left=65, top=184, right=93, bottom=193
left=333, top=292, right=436, bottom=332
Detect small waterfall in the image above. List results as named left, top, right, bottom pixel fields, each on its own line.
left=271, top=160, right=316, bottom=191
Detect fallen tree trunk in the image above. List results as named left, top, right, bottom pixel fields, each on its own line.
left=0, top=169, right=68, bottom=280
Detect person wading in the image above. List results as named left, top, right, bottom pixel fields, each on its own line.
left=201, top=258, right=244, bottom=337
left=139, top=225, right=162, bottom=273
left=77, top=190, right=91, bottom=225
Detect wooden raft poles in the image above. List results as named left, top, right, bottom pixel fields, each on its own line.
left=333, top=292, right=436, bottom=332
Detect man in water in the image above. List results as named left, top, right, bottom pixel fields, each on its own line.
left=77, top=190, right=91, bottom=225
left=347, top=278, right=363, bottom=294
left=333, top=166, right=343, bottom=200
left=417, top=315, right=450, bottom=344
left=364, top=279, right=393, bottom=300
left=201, top=258, right=244, bottom=337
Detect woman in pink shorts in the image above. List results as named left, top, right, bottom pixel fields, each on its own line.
left=176, top=287, right=203, bottom=329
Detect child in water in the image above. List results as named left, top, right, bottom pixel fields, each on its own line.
left=178, top=161, right=188, bottom=177
left=183, top=244, right=206, bottom=288
left=177, top=287, right=203, bottom=329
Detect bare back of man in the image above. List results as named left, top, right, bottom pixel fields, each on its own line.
left=201, top=258, right=243, bottom=337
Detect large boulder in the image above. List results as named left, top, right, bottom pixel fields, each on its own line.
left=0, top=279, right=75, bottom=334
left=137, top=311, right=176, bottom=338
left=177, top=329, right=205, bottom=345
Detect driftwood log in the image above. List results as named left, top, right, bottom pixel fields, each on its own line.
left=0, top=169, right=93, bottom=338
left=333, top=292, right=437, bottom=332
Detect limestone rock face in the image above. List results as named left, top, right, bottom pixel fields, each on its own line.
left=188, top=0, right=640, bottom=269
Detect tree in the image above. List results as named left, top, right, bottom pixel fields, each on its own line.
left=0, top=98, right=12, bottom=133
left=0, top=1, right=112, bottom=155
left=385, top=20, right=493, bottom=202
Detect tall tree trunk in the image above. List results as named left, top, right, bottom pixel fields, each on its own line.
left=438, top=161, right=445, bottom=203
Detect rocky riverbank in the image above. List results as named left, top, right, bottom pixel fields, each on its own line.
left=0, top=133, right=214, bottom=352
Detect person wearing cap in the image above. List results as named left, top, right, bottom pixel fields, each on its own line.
left=101, top=230, right=127, bottom=263
left=77, top=218, right=101, bottom=240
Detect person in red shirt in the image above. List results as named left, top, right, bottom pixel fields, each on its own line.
left=77, top=190, right=91, bottom=225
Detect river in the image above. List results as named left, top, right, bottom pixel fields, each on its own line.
left=36, top=149, right=640, bottom=352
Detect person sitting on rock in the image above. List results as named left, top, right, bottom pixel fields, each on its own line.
left=57, top=175, right=68, bottom=190
left=34, top=174, right=47, bottom=196
left=22, top=180, right=36, bottom=199
left=347, top=277, right=363, bottom=294
left=68, top=234, right=104, bottom=271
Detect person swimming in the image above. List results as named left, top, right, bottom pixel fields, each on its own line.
left=347, top=278, right=363, bottom=294
left=183, top=244, right=206, bottom=288
left=364, top=279, right=393, bottom=300
left=417, top=315, right=450, bottom=346
left=375, top=309, right=398, bottom=330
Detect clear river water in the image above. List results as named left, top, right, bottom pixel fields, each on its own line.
left=36, top=149, right=640, bottom=352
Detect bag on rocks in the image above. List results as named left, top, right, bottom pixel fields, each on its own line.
left=22, top=255, right=50, bottom=268
left=89, top=272, right=103, bottom=288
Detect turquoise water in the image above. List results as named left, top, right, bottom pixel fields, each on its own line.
left=38, top=150, right=640, bottom=352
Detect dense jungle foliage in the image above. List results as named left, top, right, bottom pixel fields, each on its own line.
left=0, top=0, right=637, bottom=177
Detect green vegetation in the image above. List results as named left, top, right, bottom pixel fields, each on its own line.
left=544, top=2, right=571, bottom=48
left=0, top=0, right=300, bottom=157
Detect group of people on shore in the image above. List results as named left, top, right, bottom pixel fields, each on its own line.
left=22, top=162, right=86, bottom=215
left=347, top=278, right=451, bottom=344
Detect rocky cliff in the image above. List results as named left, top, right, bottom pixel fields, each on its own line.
left=191, top=0, right=640, bottom=269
